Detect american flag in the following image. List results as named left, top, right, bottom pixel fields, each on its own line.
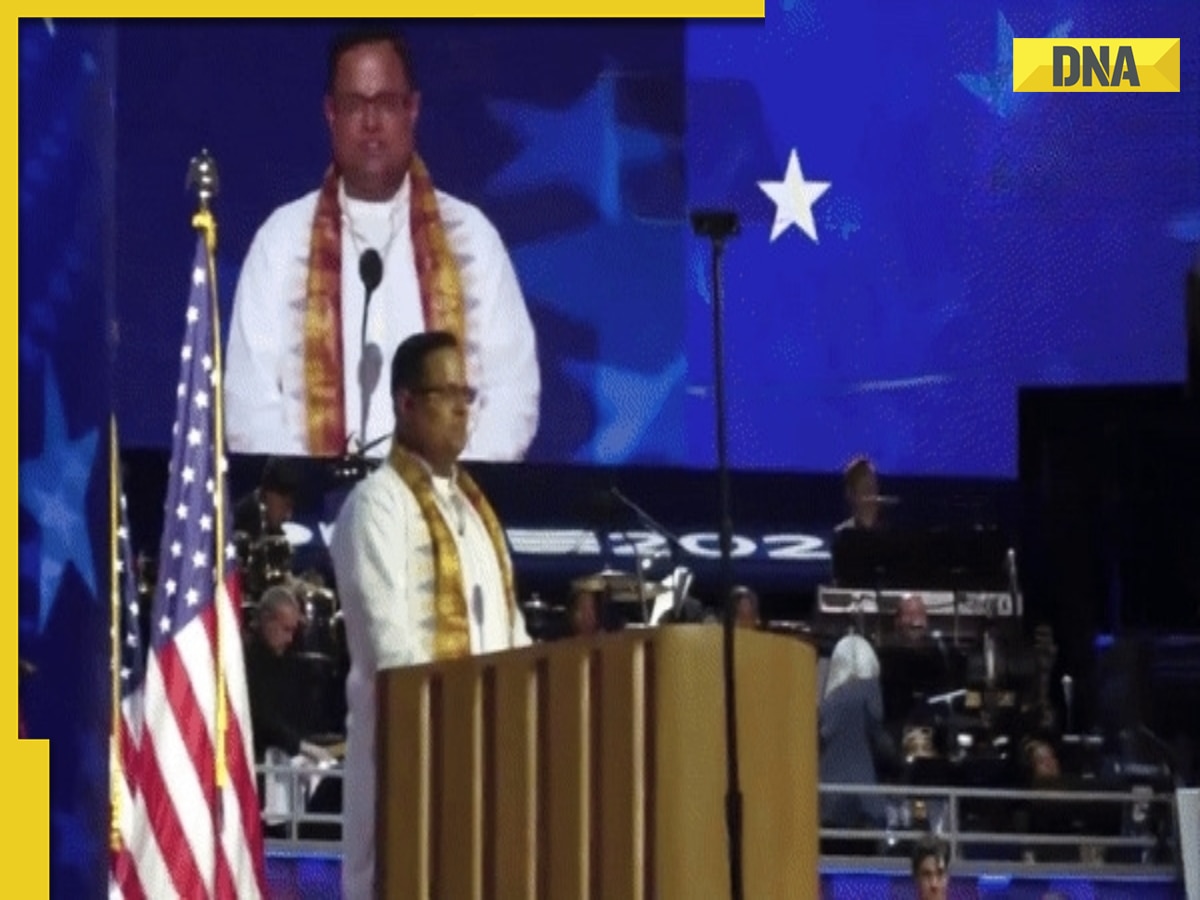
left=108, top=469, right=145, bottom=897
left=112, top=234, right=266, bottom=899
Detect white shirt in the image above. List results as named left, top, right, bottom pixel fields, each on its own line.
left=224, top=175, right=541, bottom=461
left=328, top=460, right=531, bottom=900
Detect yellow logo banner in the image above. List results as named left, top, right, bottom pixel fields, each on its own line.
left=1012, top=38, right=1180, bottom=92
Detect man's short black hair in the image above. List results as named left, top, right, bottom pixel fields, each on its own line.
left=911, top=835, right=948, bottom=877
left=260, top=456, right=300, bottom=497
left=390, top=330, right=460, bottom=396
left=326, top=25, right=418, bottom=94
left=843, top=454, right=875, bottom=490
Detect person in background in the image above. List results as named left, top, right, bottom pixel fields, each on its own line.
left=910, top=835, right=949, bottom=900
left=732, top=585, right=762, bottom=629
left=819, top=633, right=893, bottom=832
left=836, top=455, right=883, bottom=532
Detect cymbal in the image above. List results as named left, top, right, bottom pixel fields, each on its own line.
left=572, top=569, right=663, bottom=602
left=299, top=585, right=337, bottom=605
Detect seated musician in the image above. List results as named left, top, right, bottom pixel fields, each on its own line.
left=245, top=586, right=333, bottom=761
left=567, top=583, right=603, bottom=638
left=835, top=455, right=883, bottom=532
left=234, top=456, right=300, bottom=541
left=895, top=593, right=929, bottom=643
left=1010, top=736, right=1107, bottom=864
left=245, top=585, right=337, bottom=833
left=732, top=585, right=762, bottom=629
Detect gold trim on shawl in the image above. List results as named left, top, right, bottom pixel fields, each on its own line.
left=303, top=156, right=467, bottom=455
left=386, top=443, right=516, bottom=660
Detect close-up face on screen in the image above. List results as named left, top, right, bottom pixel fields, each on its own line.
left=112, top=13, right=1197, bottom=479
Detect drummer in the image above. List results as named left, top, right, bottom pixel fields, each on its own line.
left=566, top=580, right=604, bottom=637
left=234, top=456, right=301, bottom=542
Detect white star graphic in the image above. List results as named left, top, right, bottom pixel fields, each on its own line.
left=757, top=148, right=831, bottom=243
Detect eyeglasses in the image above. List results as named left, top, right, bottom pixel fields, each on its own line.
left=332, top=91, right=414, bottom=119
left=414, top=384, right=478, bottom=405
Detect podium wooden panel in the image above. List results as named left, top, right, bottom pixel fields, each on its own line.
left=376, top=625, right=817, bottom=899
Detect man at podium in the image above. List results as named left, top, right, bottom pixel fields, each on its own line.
left=330, top=330, right=532, bottom=900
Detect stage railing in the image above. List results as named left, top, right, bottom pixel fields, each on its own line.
left=255, top=761, right=1184, bottom=880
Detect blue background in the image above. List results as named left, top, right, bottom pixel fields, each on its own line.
left=111, top=12, right=1199, bottom=478
left=18, top=12, right=1200, bottom=898
left=19, top=19, right=115, bottom=896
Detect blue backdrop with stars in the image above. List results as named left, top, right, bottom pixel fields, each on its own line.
left=111, top=12, right=1198, bottom=480
left=19, top=20, right=116, bottom=898
left=686, top=0, right=1200, bottom=476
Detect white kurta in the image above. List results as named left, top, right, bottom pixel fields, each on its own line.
left=328, top=460, right=531, bottom=900
left=224, top=175, right=541, bottom=461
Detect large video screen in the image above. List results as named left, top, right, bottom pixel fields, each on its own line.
left=113, top=8, right=1199, bottom=477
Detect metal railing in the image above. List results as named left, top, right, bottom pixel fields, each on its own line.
left=256, top=762, right=1184, bottom=880
left=816, top=782, right=1181, bottom=879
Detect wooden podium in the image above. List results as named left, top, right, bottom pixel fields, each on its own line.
left=375, top=625, right=818, bottom=899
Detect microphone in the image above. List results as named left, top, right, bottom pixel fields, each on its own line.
left=1061, top=674, right=1074, bottom=733
left=359, top=247, right=383, bottom=295
left=357, top=249, right=384, bottom=453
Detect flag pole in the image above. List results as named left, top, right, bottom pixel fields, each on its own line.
left=108, top=415, right=123, bottom=852
left=187, top=149, right=228, bottom=792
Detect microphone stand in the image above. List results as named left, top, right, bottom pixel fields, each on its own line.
left=338, top=246, right=382, bottom=489
left=357, top=249, right=383, bottom=456
left=691, top=209, right=743, bottom=900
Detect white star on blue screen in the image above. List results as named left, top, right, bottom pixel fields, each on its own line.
left=957, top=11, right=1073, bottom=119
left=488, top=70, right=672, bottom=223
left=19, top=366, right=99, bottom=631
left=563, top=355, right=687, bottom=463
left=758, top=148, right=832, bottom=243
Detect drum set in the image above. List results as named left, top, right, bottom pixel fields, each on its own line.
left=234, top=532, right=340, bottom=644
left=521, top=566, right=691, bottom=640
